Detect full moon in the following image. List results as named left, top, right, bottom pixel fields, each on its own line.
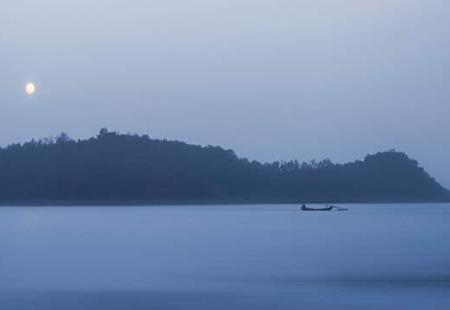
left=25, top=82, right=36, bottom=95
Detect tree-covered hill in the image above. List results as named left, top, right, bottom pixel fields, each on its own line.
left=0, top=129, right=448, bottom=204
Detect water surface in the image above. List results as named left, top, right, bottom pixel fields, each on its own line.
left=1, top=204, right=450, bottom=309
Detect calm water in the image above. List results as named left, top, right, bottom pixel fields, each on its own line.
left=1, top=204, right=450, bottom=309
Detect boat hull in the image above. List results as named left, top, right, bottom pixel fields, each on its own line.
left=301, top=206, right=333, bottom=211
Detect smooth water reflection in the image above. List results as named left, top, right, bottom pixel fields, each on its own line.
left=1, top=204, right=450, bottom=309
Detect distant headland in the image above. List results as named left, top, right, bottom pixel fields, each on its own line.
left=0, top=129, right=449, bottom=205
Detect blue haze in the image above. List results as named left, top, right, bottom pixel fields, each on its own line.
left=1, top=1, right=450, bottom=187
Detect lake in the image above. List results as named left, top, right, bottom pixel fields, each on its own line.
left=1, top=204, right=450, bottom=309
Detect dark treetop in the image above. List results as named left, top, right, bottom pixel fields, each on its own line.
left=0, top=129, right=449, bottom=204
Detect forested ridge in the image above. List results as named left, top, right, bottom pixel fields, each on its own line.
left=0, top=129, right=448, bottom=204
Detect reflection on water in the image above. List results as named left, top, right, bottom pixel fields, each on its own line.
left=1, top=204, right=450, bottom=309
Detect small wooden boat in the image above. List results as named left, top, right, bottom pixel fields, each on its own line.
left=301, top=204, right=333, bottom=211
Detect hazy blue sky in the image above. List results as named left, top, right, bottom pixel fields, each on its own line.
left=1, top=0, right=450, bottom=187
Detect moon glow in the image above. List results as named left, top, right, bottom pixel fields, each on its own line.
left=25, top=82, right=36, bottom=95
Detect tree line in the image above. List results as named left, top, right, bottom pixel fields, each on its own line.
left=0, top=129, right=448, bottom=204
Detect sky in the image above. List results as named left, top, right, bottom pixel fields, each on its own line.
left=1, top=0, right=450, bottom=187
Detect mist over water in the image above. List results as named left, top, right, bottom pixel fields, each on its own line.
left=1, top=204, right=450, bottom=309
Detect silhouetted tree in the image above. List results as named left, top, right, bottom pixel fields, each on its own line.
left=0, top=131, right=448, bottom=204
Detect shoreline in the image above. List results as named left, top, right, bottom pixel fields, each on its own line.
left=1, top=199, right=449, bottom=207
